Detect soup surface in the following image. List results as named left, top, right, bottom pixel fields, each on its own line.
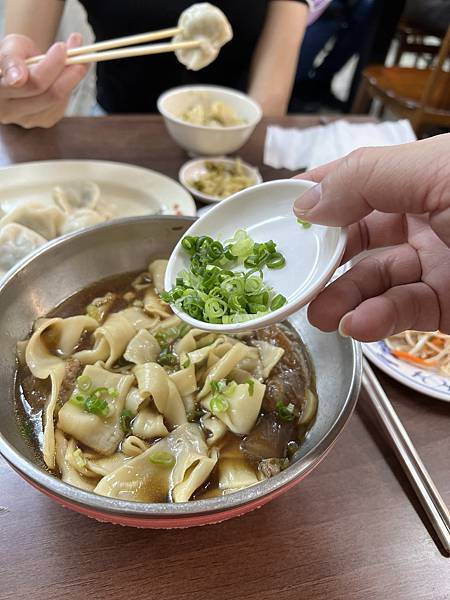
left=15, top=259, right=318, bottom=503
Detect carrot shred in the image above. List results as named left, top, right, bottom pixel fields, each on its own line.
left=430, top=336, right=445, bottom=348
left=392, top=350, right=439, bottom=367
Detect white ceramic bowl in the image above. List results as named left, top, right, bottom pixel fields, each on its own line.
left=157, top=85, right=262, bottom=156
left=165, top=179, right=347, bottom=334
left=179, top=157, right=262, bottom=204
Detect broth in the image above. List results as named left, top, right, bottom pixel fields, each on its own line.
left=15, top=261, right=318, bottom=503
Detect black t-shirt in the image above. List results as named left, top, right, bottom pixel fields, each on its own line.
left=75, top=1, right=297, bottom=112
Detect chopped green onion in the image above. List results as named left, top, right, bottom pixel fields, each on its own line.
left=297, top=218, right=312, bottom=229
left=187, top=408, right=204, bottom=422
left=210, top=379, right=227, bottom=394
left=222, top=381, right=237, bottom=397
left=158, top=349, right=179, bottom=367
left=148, top=450, right=175, bottom=467
left=178, top=323, right=191, bottom=338
left=182, top=356, right=191, bottom=369
left=181, top=236, right=197, bottom=254
left=84, top=395, right=109, bottom=417
left=92, top=387, right=109, bottom=399
left=267, top=252, right=286, bottom=269
left=210, top=396, right=230, bottom=414
left=69, top=394, right=85, bottom=408
left=271, top=294, right=287, bottom=311
left=76, top=375, right=92, bottom=392
left=163, top=231, right=287, bottom=325
left=120, top=409, right=133, bottom=433
left=246, top=379, right=255, bottom=396
left=204, top=298, right=227, bottom=321
left=276, top=401, right=297, bottom=422
left=108, top=387, right=119, bottom=398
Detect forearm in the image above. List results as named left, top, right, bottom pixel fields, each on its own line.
left=248, top=1, right=308, bottom=116
left=5, top=0, right=64, bottom=51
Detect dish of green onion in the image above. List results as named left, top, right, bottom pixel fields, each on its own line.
left=161, top=230, right=287, bottom=325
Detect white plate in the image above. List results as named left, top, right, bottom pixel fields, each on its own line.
left=363, top=341, right=450, bottom=402
left=334, top=261, right=450, bottom=401
left=165, top=178, right=347, bottom=333
left=178, top=157, right=262, bottom=204
left=0, top=160, right=196, bottom=218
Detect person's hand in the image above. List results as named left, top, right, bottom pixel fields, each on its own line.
left=0, top=33, right=88, bottom=129
left=293, top=134, right=450, bottom=342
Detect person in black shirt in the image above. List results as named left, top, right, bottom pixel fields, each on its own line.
left=0, top=0, right=312, bottom=128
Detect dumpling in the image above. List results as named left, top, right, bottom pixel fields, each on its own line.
left=60, top=209, right=107, bottom=235
left=52, top=181, right=101, bottom=213
left=0, top=223, right=46, bottom=276
left=174, top=3, right=233, bottom=71
left=0, top=201, right=65, bottom=239
left=94, top=423, right=218, bottom=503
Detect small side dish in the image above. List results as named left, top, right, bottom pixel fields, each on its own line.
left=386, top=331, right=450, bottom=377
left=189, top=159, right=256, bottom=198
left=162, top=231, right=287, bottom=325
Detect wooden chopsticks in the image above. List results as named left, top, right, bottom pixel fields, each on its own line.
left=0, top=26, right=199, bottom=75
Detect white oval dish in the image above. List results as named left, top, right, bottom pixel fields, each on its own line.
left=165, top=178, right=347, bottom=333
left=179, top=157, right=262, bottom=204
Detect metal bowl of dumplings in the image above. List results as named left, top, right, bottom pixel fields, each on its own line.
left=0, top=216, right=361, bottom=528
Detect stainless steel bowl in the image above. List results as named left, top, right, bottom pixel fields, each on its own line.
left=0, top=216, right=361, bottom=528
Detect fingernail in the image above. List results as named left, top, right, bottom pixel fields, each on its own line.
left=6, top=66, right=21, bottom=86
left=293, top=183, right=321, bottom=216
left=338, top=311, right=354, bottom=338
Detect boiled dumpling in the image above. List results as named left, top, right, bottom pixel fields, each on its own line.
left=0, top=223, right=47, bottom=277
left=52, top=181, right=100, bottom=213
left=174, top=3, right=233, bottom=71
left=0, top=201, right=65, bottom=239
left=60, top=209, right=107, bottom=235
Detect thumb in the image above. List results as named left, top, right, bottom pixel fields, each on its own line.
left=293, top=134, right=450, bottom=227
left=0, top=34, right=36, bottom=87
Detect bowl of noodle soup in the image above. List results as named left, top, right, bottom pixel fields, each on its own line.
left=0, top=216, right=360, bottom=527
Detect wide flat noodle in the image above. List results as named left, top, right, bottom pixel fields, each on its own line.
left=25, top=316, right=98, bottom=469
left=57, top=363, right=134, bottom=455
left=75, top=313, right=136, bottom=367
left=201, top=378, right=265, bottom=435
left=134, top=362, right=187, bottom=428
left=94, top=423, right=217, bottom=503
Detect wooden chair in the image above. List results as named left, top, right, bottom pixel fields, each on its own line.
left=352, top=26, right=450, bottom=135
left=393, top=20, right=444, bottom=67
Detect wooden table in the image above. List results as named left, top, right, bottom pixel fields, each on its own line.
left=0, top=116, right=449, bottom=600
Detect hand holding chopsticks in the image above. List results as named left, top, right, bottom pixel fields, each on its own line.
left=0, top=27, right=201, bottom=76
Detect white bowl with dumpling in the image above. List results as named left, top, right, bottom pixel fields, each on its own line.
left=157, top=85, right=262, bottom=156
